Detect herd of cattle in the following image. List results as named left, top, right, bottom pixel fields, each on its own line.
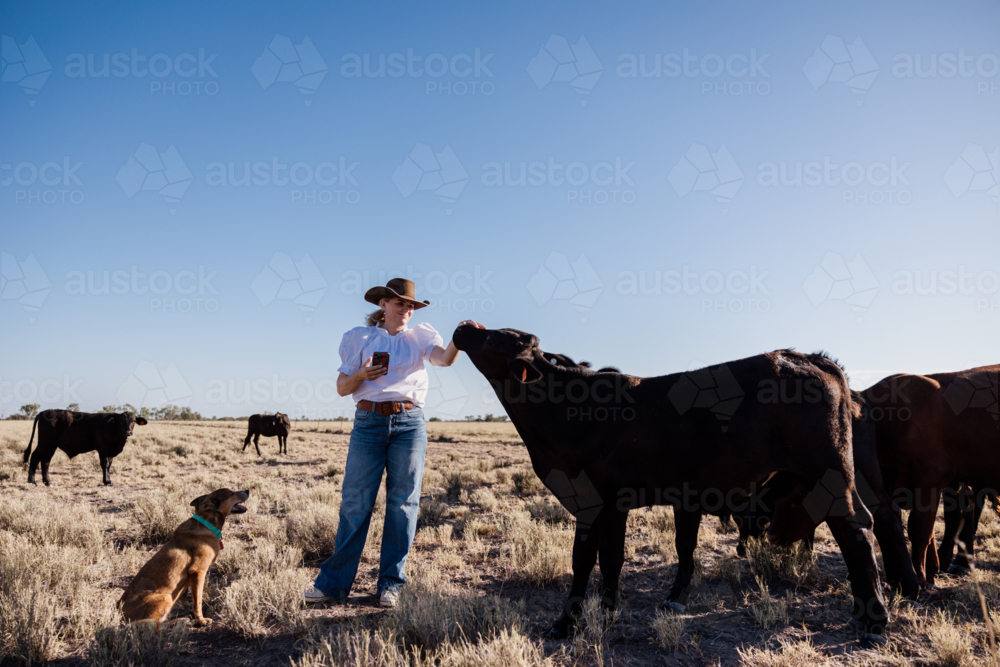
left=16, top=323, right=999, bottom=647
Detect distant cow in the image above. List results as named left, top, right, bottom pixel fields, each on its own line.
left=243, top=413, right=291, bottom=456
left=23, top=410, right=148, bottom=486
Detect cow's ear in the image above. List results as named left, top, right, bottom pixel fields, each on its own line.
left=510, top=357, right=543, bottom=384
left=190, top=494, right=207, bottom=508
left=135, top=417, right=148, bottom=426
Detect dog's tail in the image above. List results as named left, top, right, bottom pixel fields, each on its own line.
left=23, top=415, right=39, bottom=464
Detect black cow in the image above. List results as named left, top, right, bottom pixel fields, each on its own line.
left=23, top=410, right=148, bottom=486
left=723, top=391, right=919, bottom=598
left=453, top=326, right=889, bottom=646
left=243, top=413, right=291, bottom=456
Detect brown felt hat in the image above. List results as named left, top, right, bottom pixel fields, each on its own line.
left=364, top=278, right=430, bottom=309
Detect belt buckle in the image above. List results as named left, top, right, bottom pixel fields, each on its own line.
left=379, top=402, right=393, bottom=416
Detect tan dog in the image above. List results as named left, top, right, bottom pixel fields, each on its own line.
left=119, top=488, right=250, bottom=626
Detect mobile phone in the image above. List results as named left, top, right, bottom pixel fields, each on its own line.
left=372, top=352, right=390, bottom=369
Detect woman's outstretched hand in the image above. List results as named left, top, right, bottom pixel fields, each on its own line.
left=457, top=320, right=486, bottom=330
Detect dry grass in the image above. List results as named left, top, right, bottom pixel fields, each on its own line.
left=3, top=419, right=1000, bottom=666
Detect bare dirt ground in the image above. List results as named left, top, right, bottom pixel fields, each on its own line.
left=2, top=419, right=999, bottom=666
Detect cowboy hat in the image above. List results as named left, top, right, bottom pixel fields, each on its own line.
left=364, top=278, right=430, bottom=309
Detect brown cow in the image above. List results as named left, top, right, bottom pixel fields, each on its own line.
left=242, top=413, right=291, bottom=456
left=865, top=365, right=999, bottom=588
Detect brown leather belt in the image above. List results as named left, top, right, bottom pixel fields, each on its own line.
left=358, top=399, right=414, bottom=416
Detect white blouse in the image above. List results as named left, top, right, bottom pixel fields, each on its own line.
left=338, top=322, right=444, bottom=407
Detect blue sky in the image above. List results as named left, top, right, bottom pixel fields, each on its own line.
left=1, top=0, right=997, bottom=419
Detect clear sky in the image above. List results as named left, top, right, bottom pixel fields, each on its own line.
left=2, top=0, right=997, bottom=420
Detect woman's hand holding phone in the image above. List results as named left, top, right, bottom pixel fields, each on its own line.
left=356, top=356, right=389, bottom=382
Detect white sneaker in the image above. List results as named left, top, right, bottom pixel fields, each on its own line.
left=304, top=586, right=332, bottom=603
left=379, top=589, right=398, bottom=607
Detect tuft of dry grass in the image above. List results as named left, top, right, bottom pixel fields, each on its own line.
left=220, top=543, right=309, bottom=638
left=737, top=637, right=826, bottom=667
left=510, top=470, right=542, bottom=495
left=927, top=610, right=974, bottom=667
left=651, top=609, right=686, bottom=651
left=750, top=576, right=791, bottom=629
left=0, top=576, right=64, bottom=665
left=497, top=511, right=572, bottom=586
left=88, top=621, right=190, bottom=667
left=385, top=567, right=525, bottom=652
left=745, top=537, right=816, bottom=588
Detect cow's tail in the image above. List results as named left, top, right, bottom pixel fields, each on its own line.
left=23, top=415, right=39, bottom=463
left=809, top=352, right=860, bottom=514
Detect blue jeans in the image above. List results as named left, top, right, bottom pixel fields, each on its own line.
left=314, top=406, right=427, bottom=598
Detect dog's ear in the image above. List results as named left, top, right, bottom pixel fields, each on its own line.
left=190, top=494, right=208, bottom=508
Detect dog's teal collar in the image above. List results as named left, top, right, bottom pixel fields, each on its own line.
left=191, top=513, right=222, bottom=540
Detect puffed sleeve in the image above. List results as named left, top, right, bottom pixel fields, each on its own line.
left=338, top=327, right=370, bottom=375
left=412, top=322, right=444, bottom=361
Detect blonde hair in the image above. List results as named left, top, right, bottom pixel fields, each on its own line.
left=365, top=309, right=385, bottom=327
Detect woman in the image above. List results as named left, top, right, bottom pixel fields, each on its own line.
left=304, top=278, right=484, bottom=607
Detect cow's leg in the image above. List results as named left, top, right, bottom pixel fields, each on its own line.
left=242, top=430, right=253, bottom=452
left=27, top=450, right=40, bottom=484
left=872, top=500, right=919, bottom=598
left=826, top=507, right=888, bottom=642
left=661, top=508, right=701, bottom=611
left=908, top=498, right=940, bottom=589
left=99, top=454, right=112, bottom=485
left=253, top=433, right=262, bottom=457
left=41, top=460, right=51, bottom=486
left=549, top=520, right=600, bottom=639
left=596, top=508, right=629, bottom=612
left=952, top=495, right=985, bottom=573
left=280, top=435, right=287, bottom=455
